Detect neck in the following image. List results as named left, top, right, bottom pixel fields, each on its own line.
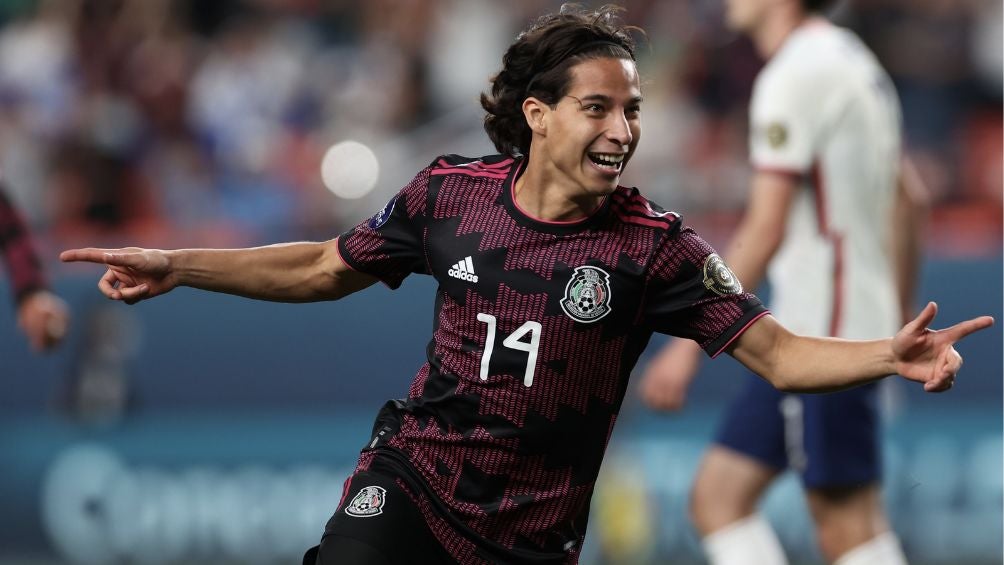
left=751, top=8, right=811, bottom=59
left=514, top=156, right=604, bottom=222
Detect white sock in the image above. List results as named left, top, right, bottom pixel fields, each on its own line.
left=702, top=514, right=789, bottom=565
left=833, top=531, right=908, bottom=565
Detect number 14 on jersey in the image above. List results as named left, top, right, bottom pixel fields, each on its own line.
left=477, top=313, right=542, bottom=387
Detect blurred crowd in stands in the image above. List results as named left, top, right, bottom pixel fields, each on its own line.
left=0, top=0, right=998, bottom=263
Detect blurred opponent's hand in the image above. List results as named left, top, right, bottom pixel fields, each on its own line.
left=17, top=289, right=69, bottom=352
left=60, top=247, right=175, bottom=305
left=639, top=339, right=703, bottom=411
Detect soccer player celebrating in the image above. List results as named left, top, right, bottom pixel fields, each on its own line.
left=640, top=1, right=930, bottom=564
left=62, top=5, right=990, bottom=565
left=1, top=188, right=69, bottom=352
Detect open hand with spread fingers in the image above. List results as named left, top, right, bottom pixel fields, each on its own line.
left=60, top=248, right=175, bottom=305
left=893, top=301, right=995, bottom=392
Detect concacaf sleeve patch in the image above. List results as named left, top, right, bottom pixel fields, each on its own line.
left=766, top=122, right=788, bottom=148
left=703, top=254, right=743, bottom=295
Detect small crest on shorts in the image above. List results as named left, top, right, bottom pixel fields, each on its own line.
left=368, top=197, right=397, bottom=229
left=561, top=266, right=612, bottom=323
left=702, top=254, right=743, bottom=296
left=345, top=485, right=387, bottom=517
left=766, top=122, right=788, bottom=148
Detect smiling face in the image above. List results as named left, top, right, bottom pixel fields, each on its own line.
left=527, top=56, right=642, bottom=201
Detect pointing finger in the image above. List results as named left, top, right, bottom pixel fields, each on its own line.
left=60, top=248, right=117, bottom=264
left=101, top=252, right=145, bottom=269
left=943, top=316, right=995, bottom=343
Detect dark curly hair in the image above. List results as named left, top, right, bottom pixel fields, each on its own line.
left=480, top=4, right=639, bottom=157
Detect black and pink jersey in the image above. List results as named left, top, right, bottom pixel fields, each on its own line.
left=336, top=154, right=767, bottom=563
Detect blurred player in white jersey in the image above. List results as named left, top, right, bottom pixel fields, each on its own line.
left=641, top=0, right=929, bottom=564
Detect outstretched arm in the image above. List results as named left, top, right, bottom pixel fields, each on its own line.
left=728, top=302, right=994, bottom=393
left=60, top=239, right=379, bottom=304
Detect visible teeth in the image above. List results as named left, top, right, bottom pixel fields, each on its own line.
left=589, top=153, right=625, bottom=168
left=593, top=153, right=624, bottom=164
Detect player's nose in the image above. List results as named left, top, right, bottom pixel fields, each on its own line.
left=605, top=111, right=633, bottom=147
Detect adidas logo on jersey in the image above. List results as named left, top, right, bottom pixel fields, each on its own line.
left=448, top=256, right=479, bottom=283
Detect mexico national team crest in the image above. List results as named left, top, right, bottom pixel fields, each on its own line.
left=702, top=254, right=743, bottom=296
left=345, top=485, right=387, bottom=518
left=561, top=266, right=612, bottom=323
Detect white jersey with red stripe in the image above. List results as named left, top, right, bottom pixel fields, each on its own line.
left=749, top=21, right=902, bottom=339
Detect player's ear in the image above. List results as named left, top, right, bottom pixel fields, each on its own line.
left=523, top=96, right=549, bottom=136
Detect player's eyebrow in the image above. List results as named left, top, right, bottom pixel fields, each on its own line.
left=572, top=94, right=644, bottom=105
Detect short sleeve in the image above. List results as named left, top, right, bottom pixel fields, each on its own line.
left=336, top=166, right=432, bottom=289
left=642, top=227, right=768, bottom=357
left=749, top=65, right=819, bottom=173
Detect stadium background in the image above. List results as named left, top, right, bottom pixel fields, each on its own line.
left=0, top=0, right=999, bottom=563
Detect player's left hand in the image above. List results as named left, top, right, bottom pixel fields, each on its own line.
left=17, top=289, right=69, bottom=352
left=892, top=302, right=994, bottom=392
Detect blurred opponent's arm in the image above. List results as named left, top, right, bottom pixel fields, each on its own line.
left=639, top=171, right=796, bottom=410
left=0, top=188, right=70, bottom=351
left=891, top=156, right=930, bottom=325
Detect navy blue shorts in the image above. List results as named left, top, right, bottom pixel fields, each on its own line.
left=714, top=372, right=881, bottom=488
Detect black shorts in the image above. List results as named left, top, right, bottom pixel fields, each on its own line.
left=303, top=458, right=454, bottom=565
